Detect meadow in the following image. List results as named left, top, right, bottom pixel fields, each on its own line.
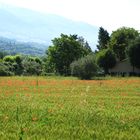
left=0, top=76, right=140, bottom=140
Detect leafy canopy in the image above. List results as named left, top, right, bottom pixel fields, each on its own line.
left=96, top=49, right=116, bottom=74
left=46, top=34, right=92, bottom=75
left=109, top=27, right=139, bottom=61
left=127, top=37, right=140, bottom=68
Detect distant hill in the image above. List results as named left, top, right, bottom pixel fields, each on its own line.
left=0, top=37, right=47, bottom=56
left=0, top=5, right=98, bottom=50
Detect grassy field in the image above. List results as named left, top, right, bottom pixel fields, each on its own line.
left=0, top=76, right=140, bottom=140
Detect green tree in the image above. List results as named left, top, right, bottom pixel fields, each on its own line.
left=127, top=37, right=140, bottom=69
left=3, top=55, right=15, bottom=74
left=0, top=61, right=13, bottom=76
left=109, top=27, right=139, bottom=61
left=96, top=49, right=116, bottom=74
left=78, top=36, right=92, bottom=53
left=70, top=54, right=98, bottom=79
left=22, top=56, right=42, bottom=75
left=3, top=55, right=23, bottom=75
left=13, top=55, right=23, bottom=75
left=3, top=55, right=15, bottom=63
left=97, top=27, right=110, bottom=50
left=46, top=34, right=92, bottom=75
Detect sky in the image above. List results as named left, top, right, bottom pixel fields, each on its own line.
left=0, top=0, right=140, bottom=32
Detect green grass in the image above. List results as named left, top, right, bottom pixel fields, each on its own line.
left=0, top=76, right=140, bottom=139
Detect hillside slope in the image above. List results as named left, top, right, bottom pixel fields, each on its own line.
left=0, top=37, right=47, bottom=56
left=0, top=5, right=98, bottom=49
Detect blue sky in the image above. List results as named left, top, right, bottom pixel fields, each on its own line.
left=0, top=0, right=140, bottom=32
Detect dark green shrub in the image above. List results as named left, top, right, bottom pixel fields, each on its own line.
left=22, top=57, right=42, bottom=75
left=0, top=62, right=13, bottom=76
left=70, top=54, right=98, bottom=80
left=127, top=37, right=140, bottom=69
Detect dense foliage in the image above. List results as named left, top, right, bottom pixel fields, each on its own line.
left=0, top=26, right=140, bottom=77
left=127, top=37, right=140, bottom=69
left=97, top=27, right=110, bottom=50
left=96, top=49, right=116, bottom=74
left=0, top=55, right=43, bottom=76
left=0, top=34, right=93, bottom=77
left=70, top=54, right=98, bottom=79
left=46, top=34, right=92, bottom=75
left=0, top=62, right=13, bottom=76
left=22, top=57, right=43, bottom=75
left=109, top=27, right=139, bottom=61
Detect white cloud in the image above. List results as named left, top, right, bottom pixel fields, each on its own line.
left=0, top=0, right=140, bottom=32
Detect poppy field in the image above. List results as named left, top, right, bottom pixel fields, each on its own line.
left=0, top=76, right=140, bottom=139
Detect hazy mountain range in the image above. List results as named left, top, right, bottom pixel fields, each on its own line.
left=0, top=37, right=47, bottom=56
left=0, top=5, right=98, bottom=51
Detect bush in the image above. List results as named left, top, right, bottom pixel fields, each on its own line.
left=3, top=55, right=15, bottom=63
left=22, top=57, right=42, bottom=76
left=70, top=54, right=98, bottom=80
left=0, top=62, right=14, bottom=76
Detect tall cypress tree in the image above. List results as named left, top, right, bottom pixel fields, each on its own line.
left=97, top=27, right=110, bottom=50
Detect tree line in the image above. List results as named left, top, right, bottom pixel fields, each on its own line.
left=96, top=26, right=140, bottom=74
left=0, top=26, right=140, bottom=79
